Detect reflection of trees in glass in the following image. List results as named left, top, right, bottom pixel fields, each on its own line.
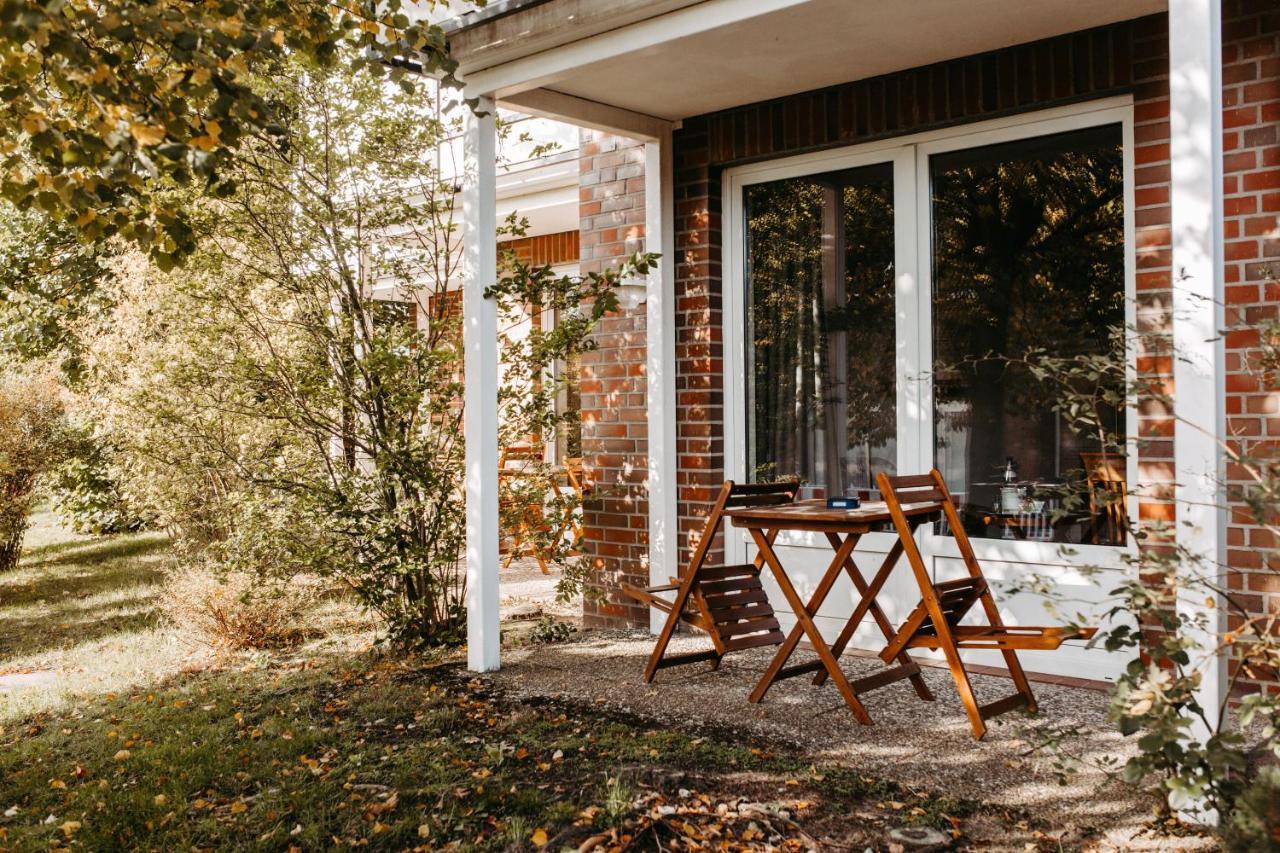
left=931, top=124, right=1125, bottom=539
left=841, top=178, right=897, bottom=465
left=748, top=178, right=823, bottom=484
left=747, top=165, right=896, bottom=493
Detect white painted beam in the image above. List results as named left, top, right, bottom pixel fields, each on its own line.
left=462, top=96, right=501, bottom=672
left=461, top=0, right=813, bottom=100
left=498, top=88, right=673, bottom=143
left=646, top=130, right=679, bottom=633
left=1168, top=0, right=1227, bottom=801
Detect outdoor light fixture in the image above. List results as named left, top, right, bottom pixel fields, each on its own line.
left=614, top=236, right=648, bottom=311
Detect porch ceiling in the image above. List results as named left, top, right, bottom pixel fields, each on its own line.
left=455, top=0, right=1165, bottom=122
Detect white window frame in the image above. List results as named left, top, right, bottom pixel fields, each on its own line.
left=723, top=96, right=1137, bottom=572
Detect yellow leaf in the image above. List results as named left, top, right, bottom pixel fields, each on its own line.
left=530, top=827, right=548, bottom=846
left=113, top=749, right=131, bottom=761
left=21, top=114, right=48, bottom=135
left=50, top=778, right=67, bottom=789
left=60, top=820, right=81, bottom=838
left=129, top=124, right=166, bottom=146
left=272, top=30, right=286, bottom=47
left=154, top=794, right=167, bottom=806
left=230, top=801, right=248, bottom=815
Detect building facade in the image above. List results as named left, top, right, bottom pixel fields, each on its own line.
left=442, top=0, right=1278, bottom=701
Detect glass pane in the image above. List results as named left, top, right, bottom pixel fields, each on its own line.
left=931, top=124, right=1126, bottom=545
left=746, top=163, right=897, bottom=498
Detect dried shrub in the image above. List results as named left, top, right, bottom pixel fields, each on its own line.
left=160, top=565, right=320, bottom=651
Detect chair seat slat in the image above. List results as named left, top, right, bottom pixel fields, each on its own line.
left=720, top=630, right=787, bottom=652
left=716, top=615, right=781, bottom=638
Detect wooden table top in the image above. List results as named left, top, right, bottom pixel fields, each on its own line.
left=725, top=499, right=941, bottom=532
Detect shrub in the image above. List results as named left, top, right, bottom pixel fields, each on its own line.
left=48, top=423, right=146, bottom=535
left=0, top=371, right=65, bottom=571
left=160, top=564, right=320, bottom=652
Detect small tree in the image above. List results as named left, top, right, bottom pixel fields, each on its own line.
left=0, top=372, right=64, bottom=571
left=74, top=59, right=641, bottom=646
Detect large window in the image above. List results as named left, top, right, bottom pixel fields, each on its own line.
left=735, top=104, right=1132, bottom=550
left=931, top=125, right=1126, bottom=544
left=745, top=163, right=897, bottom=498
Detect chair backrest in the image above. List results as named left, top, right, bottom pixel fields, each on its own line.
left=877, top=469, right=985, bottom=585
left=683, top=480, right=801, bottom=579
left=499, top=439, right=542, bottom=473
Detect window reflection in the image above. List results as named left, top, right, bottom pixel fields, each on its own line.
left=931, top=124, right=1126, bottom=545
left=746, top=164, right=896, bottom=498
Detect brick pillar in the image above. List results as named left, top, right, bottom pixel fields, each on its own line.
left=1221, top=0, right=1279, bottom=700
left=577, top=128, right=651, bottom=627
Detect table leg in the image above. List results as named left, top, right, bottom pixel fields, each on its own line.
left=814, top=532, right=934, bottom=702
left=746, top=527, right=873, bottom=725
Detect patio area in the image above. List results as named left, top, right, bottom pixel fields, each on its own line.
left=489, top=630, right=1209, bottom=850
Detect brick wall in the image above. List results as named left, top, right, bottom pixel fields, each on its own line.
left=670, top=15, right=1179, bottom=580
left=576, top=129, right=651, bottom=627
left=1222, top=0, right=1279, bottom=698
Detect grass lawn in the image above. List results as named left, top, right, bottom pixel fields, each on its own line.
left=0, top=514, right=1047, bottom=851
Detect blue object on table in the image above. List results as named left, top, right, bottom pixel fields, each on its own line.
left=826, top=496, right=860, bottom=509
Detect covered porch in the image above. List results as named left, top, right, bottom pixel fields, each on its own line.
left=450, top=0, right=1229, bottom=724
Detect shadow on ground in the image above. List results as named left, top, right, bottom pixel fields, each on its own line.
left=0, top=531, right=169, bottom=659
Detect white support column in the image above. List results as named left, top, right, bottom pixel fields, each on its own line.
left=462, top=96, right=501, bottom=672
left=1169, top=0, right=1227, bottom=758
left=646, top=129, right=679, bottom=634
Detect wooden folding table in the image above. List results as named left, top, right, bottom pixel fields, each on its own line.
left=723, top=500, right=942, bottom=725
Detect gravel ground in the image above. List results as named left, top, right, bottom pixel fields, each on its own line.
left=500, top=557, right=580, bottom=621
left=490, top=630, right=1216, bottom=851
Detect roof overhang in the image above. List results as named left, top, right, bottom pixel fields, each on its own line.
left=450, top=0, right=1166, bottom=132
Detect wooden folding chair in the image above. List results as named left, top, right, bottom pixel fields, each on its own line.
left=621, top=480, right=801, bottom=683
left=500, top=439, right=545, bottom=570
left=876, top=469, right=1096, bottom=739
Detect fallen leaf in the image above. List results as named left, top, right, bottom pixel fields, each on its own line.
left=60, top=821, right=81, bottom=838
left=113, top=750, right=130, bottom=761
left=530, top=827, right=548, bottom=846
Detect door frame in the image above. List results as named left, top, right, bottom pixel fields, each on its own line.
left=721, top=95, right=1138, bottom=575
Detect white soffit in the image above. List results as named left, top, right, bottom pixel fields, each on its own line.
left=481, top=0, right=1166, bottom=121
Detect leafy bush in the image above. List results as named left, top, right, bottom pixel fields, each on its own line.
left=48, top=423, right=146, bottom=535
left=160, top=564, right=320, bottom=651
left=1004, top=273, right=1279, bottom=832
left=0, top=371, right=65, bottom=571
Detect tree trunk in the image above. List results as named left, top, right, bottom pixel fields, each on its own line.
left=0, top=505, right=31, bottom=573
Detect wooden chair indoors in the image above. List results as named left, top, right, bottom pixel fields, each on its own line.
left=621, top=480, right=801, bottom=683
left=876, top=469, right=1096, bottom=739
left=1080, top=451, right=1128, bottom=546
